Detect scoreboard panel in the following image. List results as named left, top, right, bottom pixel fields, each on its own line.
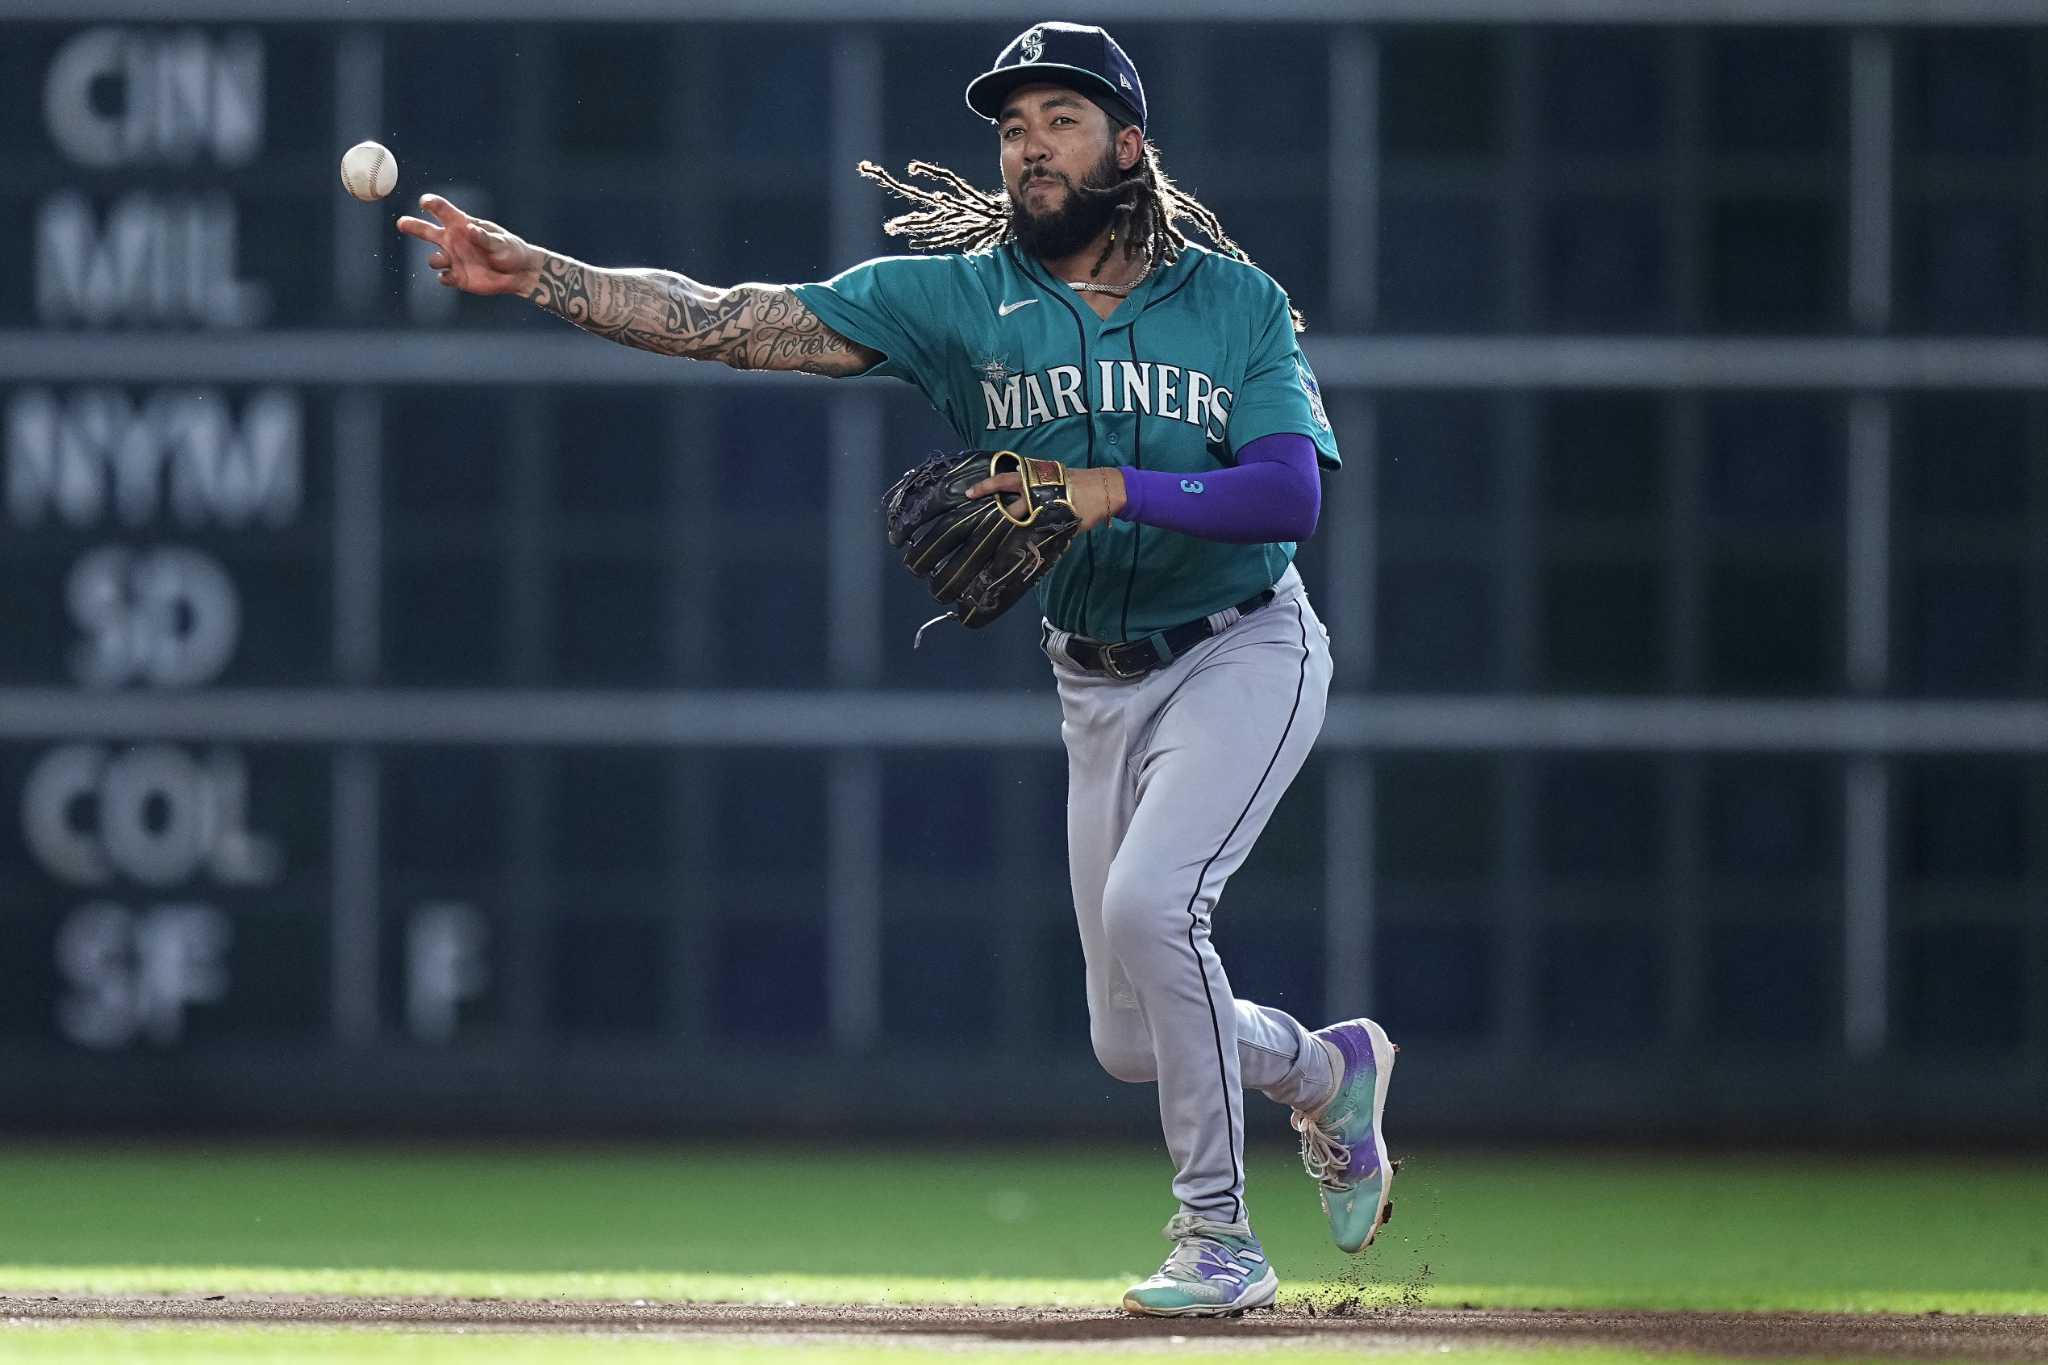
left=4, top=24, right=334, bottom=1059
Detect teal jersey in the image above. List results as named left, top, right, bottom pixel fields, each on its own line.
left=792, top=243, right=1340, bottom=641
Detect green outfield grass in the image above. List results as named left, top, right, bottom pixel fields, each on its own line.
left=0, top=1142, right=2042, bottom=1362
left=1, top=1143, right=2045, bottom=1312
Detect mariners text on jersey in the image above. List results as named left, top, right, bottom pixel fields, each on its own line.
left=980, top=361, right=1232, bottom=442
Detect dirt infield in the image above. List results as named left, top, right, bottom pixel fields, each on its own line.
left=6, top=1294, right=2048, bottom=1360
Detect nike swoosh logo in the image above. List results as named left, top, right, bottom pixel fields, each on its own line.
left=997, top=299, right=1038, bottom=317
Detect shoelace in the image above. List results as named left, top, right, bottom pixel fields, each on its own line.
left=1291, top=1108, right=1353, bottom=1191
left=1157, top=1213, right=1254, bottom=1281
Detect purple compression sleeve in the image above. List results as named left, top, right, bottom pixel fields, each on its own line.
left=1115, top=432, right=1321, bottom=543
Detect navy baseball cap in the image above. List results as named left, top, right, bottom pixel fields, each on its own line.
left=965, top=22, right=1147, bottom=132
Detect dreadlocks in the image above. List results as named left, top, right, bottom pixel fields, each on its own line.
left=856, top=137, right=1307, bottom=332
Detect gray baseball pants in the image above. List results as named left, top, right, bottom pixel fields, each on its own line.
left=1048, top=565, right=1337, bottom=1227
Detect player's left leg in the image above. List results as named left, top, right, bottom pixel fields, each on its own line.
left=1109, top=580, right=1336, bottom=1316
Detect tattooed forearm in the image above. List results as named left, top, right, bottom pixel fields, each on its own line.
left=522, top=254, right=880, bottom=376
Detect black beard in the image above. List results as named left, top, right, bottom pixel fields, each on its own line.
left=1008, top=149, right=1128, bottom=265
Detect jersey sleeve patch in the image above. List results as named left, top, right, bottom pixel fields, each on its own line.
left=1296, top=355, right=1331, bottom=432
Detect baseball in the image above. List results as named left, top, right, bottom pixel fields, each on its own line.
left=339, top=140, right=398, bottom=202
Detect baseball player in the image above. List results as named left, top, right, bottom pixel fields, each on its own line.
left=397, top=20, right=1395, bottom=1318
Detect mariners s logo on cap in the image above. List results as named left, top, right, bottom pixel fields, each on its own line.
left=964, top=20, right=1148, bottom=132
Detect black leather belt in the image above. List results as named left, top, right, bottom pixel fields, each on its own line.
left=1045, top=588, right=1277, bottom=681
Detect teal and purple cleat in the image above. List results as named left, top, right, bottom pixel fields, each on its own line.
left=1291, top=1016, right=1398, bottom=1254
left=1121, top=1213, right=1279, bottom=1317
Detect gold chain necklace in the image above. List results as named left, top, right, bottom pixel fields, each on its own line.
left=1067, top=256, right=1154, bottom=297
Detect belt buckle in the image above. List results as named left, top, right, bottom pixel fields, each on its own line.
left=1100, top=642, right=1152, bottom=681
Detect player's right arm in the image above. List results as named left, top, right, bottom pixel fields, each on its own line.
left=394, top=193, right=882, bottom=377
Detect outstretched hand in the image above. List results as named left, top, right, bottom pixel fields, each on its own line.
left=395, top=193, right=542, bottom=297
